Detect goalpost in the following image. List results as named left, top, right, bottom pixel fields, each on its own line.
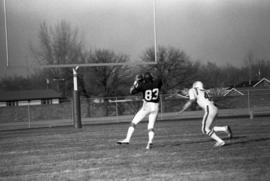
left=70, top=62, right=157, bottom=128
left=3, top=0, right=9, bottom=67
left=44, top=0, right=158, bottom=128
left=42, top=61, right=157, bottom=128
left=3, top=0, right=158, bottom=128
left=3, top=0, right=158, bottom=69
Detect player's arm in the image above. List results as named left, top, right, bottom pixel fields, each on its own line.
left=130, top=85, right=139, bottom=94
left=174, top=88, right=189, bottom=99
left=178, top=88, right=195, bottom=114
left=178, top=99, right=194, bottom=114
left=176, top=93, right=189, bottom=99
left=130, top=74, right=143, bottom=95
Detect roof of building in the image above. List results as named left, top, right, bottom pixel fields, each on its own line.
left=253, top=77, right=270, bottom=88
left=0, top=89, right=62, bottom=102
left=224, top=88, right=245, bottom=96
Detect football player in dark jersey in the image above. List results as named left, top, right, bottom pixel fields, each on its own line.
left=117, top=72, right=162, bottom=149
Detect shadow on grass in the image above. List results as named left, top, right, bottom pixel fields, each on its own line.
left=154, top=136, right=247, bottom=148
left=226, top=137, right=270, bottom=146
left=224, top=135, right=246, bottom=140
left=116, top=136, right=269, bottom=149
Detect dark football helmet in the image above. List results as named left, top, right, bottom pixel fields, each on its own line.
left=144, top=72, right=153, bottom=82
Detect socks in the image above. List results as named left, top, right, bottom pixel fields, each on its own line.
left=125, top=126, right=135, bottom=142
left=213, top=126, right=226, bottom=132
left=148, top=130, right=155, bottom=144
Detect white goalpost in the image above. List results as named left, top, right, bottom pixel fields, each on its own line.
left=3, top=0, right=158, bottom=69
left=41, top=0, right=158, bottom=128
left=3, top=0, right=159, bottom=128
left=3, top=0, right=9, bottom=67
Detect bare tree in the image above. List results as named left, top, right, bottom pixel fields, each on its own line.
left=244, top=51, right=255, bottom=85
left=220, top=64, right=242, bottom=87
left=0, top=74, right=45, bottom=91
left=31, top=20, right=86, bottom=96
left=79, top=49, right=132, bottom=116
left=250, top=59, right=270, bottom=80
left=196, top=62, right=224, bottom=88
left=141, top=46, right=197, bottom=93
left=241, top=51, right=270, bottom=84
left=81, top=49, right=131, bottom=97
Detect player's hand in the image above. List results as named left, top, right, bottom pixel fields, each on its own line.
left=133, top=74, right=143, bottom=88
left=135, top=74, right=143, bottom=81
left=133, top=80, right=139, bottom=88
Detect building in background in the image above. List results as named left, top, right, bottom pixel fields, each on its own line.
left=0, top=89, right=62, bottom=107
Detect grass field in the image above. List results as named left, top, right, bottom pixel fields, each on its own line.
left=0, top=117, right=270, bottom=181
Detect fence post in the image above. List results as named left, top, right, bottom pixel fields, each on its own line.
left=248, top=89, right=253, bottom=119
left=160, top=94, right=163, bottom=120
left=115, top=97, right=119, bottom=122
left=27, top=102, right=31, bottom=128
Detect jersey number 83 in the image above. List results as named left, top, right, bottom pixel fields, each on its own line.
left=144, top=88, right=159, bottom=101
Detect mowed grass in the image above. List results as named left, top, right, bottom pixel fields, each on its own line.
left=0, top=117, right=270, bottom=181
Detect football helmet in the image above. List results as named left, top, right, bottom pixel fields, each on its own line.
left=192, top=81, right=204, bottom=89
left=143, top=72, right=153, bottom=82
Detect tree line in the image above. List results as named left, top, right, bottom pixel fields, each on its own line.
left=1, top=21, right=270, bottom=98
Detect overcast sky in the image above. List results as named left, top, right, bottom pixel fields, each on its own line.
left=1, top=0, right=270, bottom=78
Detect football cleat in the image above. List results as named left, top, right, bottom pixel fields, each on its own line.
left=117, top=139, right=129, bottom=145
left=214, top=141, right=225, bottom=147
left=146, top=143, right=153, bottom=150
left=226, top=126, right=233, bottom=139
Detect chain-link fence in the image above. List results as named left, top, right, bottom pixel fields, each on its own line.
left=1, top=89, right=270, bottom=130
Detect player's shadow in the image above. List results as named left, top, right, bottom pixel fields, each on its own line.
left=224, top=135, right=246, bottom=140
left=226, top=136, right=270, bottom=146
left=157, top=136, right=247, bottom=148
left=174, top=139, right=213, bottom=146
left=156, top=139, right=216, bottom=148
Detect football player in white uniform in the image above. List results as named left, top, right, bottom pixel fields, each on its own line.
left=178, top=81, right=232, bottom=147
left=117, top=72, right=162, bottom=149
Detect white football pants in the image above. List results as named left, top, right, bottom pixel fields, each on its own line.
left=201, top=104, right=218, bottom=134
left=132, top=101, right=159, bottom=130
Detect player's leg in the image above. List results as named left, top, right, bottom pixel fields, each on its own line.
left=212, top=109, right=233, bottom=139
left=146, top=103, right=159, bottom=149
left=213, top=125, right=232, bottom=138
left=146, top=114, right=156, bottom=149
left=117, top=107, right=148, bottom=144
left=202, top=106, right=225, bottom=147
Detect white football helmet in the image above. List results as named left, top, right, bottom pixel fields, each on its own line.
left=192, top=81, right=204, bottom=89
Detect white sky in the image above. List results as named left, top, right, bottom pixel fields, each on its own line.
left=1, top=0, right=270, bottom=77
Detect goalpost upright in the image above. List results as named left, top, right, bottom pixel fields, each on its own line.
left=44, top=61, right=157, bottom=128
left=40, top=0, right=159, bottom=128
left=4, top=0, right=158, bottom=128
left=3, top=0, right=9, bottom=67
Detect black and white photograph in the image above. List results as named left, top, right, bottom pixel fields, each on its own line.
left=0, top=0, right=270, bottom=180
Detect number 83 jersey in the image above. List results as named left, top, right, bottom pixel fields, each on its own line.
left=131, top=79, right=162, bottom=103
